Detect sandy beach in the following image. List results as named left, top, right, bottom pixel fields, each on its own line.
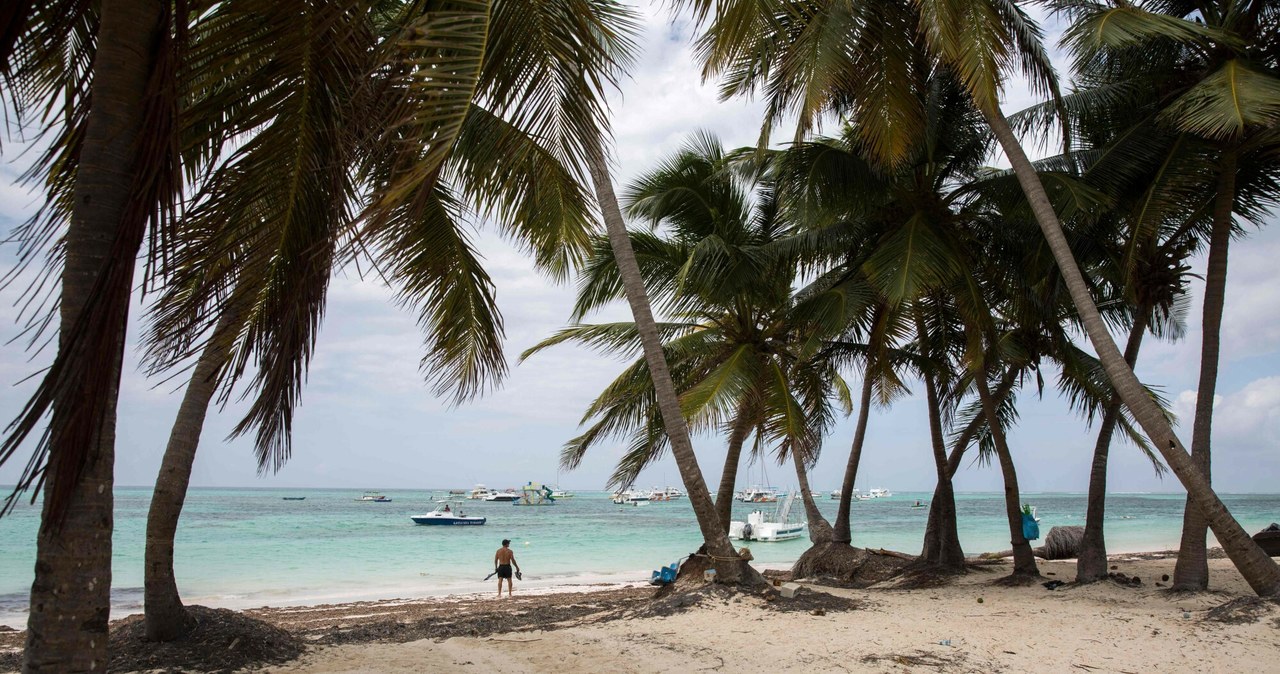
left=4, top=551, right=1276, bottom=673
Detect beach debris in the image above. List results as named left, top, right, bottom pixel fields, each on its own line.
left=1204, top=596, right=1280, bottom=625
left=109, top=605, right=304, bottom=674
left=811, top=608, right=826, bottom=616
left=1042, top=580, right=1066, bottom=590
left=779, top=582, right=803, bottom=599
left=977, top=597, right=984, bottom=603
left=938, top=639, right=952, bottom=646
left=1162, top=574, right=1170, bottom=582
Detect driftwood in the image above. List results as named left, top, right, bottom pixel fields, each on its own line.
left=980, top=526, right=1085, bottom=561
left=870, top=548, right=920, bottom=562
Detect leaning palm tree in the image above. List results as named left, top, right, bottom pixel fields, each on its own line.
left=532, top=136, right=851, bottom=579
left=1050, top=0, right=1280, bottom=590
left=138, top=0, right=640, bottom=640
left=678, top=0, right=1280, bottom=595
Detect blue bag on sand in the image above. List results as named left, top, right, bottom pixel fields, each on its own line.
left=1022, top=513, right=1040, bottom=541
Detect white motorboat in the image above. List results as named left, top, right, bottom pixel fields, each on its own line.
left=868, top=488, right=892, bottom=498
left=737, top=486, right=779, bottom=503
left=549, top=485, right=575, bottom=498
left=484, top=490, right=520, bottom=502
left=355, top=492, right=392, bottom=502
left=410, top=503, right=486, bottom=526
left=829, top=489, right=841, bottom=500
left=611, top=489, right=650, bottom=505
left=659, top=486, right=684, bottom=499
left=467, top=484, right=493, bottom=500
left=729, top=492, right=805, bottom=542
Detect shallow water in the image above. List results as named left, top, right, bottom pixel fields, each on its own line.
left=1, top=487, right=1277, bottom=627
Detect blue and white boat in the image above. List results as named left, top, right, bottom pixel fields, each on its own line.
left=410, top=503, right=486, bottom=526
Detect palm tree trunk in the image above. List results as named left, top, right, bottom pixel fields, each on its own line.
left=833, top=370, right=875, bottom=544
left=1173, top=150, right=1238, bottom=591
left=583, top=134, right=751, bottom=584
left=921, top=366, right=1018, bottom=565
left=919, top=368, right=965, bottom=567
left=714, top=413, right=753, bottom=534
left=973, top=361, right=1038, bottom=576
left=22, top=1, right=164, bottom=670
left=983, top=107, right=1280, bottom=596
left=1078, top=310, right=1149, bottom=583
left=792, top=451, right=833, bottom=543
left=144, top=307, right=241, bottom=640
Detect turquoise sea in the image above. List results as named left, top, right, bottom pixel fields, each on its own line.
left=1, top=487, right=1278, bottom=628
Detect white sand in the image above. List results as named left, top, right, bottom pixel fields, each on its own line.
left=265, top=557, right=1280, bottom=673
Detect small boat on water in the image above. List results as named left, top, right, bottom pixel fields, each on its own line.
left=484, top=490, right=520, bottom=502
left=549, top=485, right=575, bottom=498
left=467, top=484, right=493, bottom=500
left=730, top=492, right=805, bottom=542
left=868, top=488, right=893, bottom=498
left=411, top=503, right=486, bottom=526
left=829, top=489, right=841, bottom=500
left=612, top=489, right=650, bottom=505
left=282, top=496, right=306, bottom=501
left=355, top=492, right=392, bottom=502
left=737, top=486, right=779, bottom=503
left=911, top=500, right=927, bottom=508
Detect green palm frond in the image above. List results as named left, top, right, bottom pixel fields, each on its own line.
left=448, top=103, right=594, bottom=280
left=1159, top=60, right=1280, bottom=139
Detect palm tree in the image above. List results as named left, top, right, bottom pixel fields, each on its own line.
left=2, top=1, right=183, bottom=668
left=534, top=135, right=850, bottom=581
left=1050, top=0, right=1280, bottom=591
left=678, top=0, right=1280, bottom=595
left=137, top=0, right=642, bottom=639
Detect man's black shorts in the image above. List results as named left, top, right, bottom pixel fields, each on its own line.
left=497, top=563, right=513, bottom=579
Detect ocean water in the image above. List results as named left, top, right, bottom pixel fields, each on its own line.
left=1, top=487, right=1278, bottom=628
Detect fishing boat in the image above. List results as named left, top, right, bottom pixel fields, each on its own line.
left=658, top=486, right=683, bottom=499
left=868, top=488, right=893, bottom=498
left=282, top=496, right=306, bottom=501
left=549, top=486, right=575, bottom=498
left=729, top=492, right=805, bottom=542
left=410, top=503, right=486, bottom=526
left=467, top=484, right=493, bottom=500
left=484, top=490, right=520, bottom=502
left=355, top=492, right=392, bottom=502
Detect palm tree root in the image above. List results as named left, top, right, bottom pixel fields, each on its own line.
left=790, top=542, right=912, bottom=587
left=673, top=546, right=770, bottom=590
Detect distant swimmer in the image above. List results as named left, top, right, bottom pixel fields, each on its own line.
left=494, top=539, right=522, bottom=598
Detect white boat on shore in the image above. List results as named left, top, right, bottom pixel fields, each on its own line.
left=729, top=492, right=805, bottom=542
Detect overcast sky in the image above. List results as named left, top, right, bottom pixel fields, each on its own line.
left=0, top=3, right=1276, bottom=495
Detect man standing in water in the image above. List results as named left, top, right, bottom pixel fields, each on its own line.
left=494, top=539, right=521, bottom=598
